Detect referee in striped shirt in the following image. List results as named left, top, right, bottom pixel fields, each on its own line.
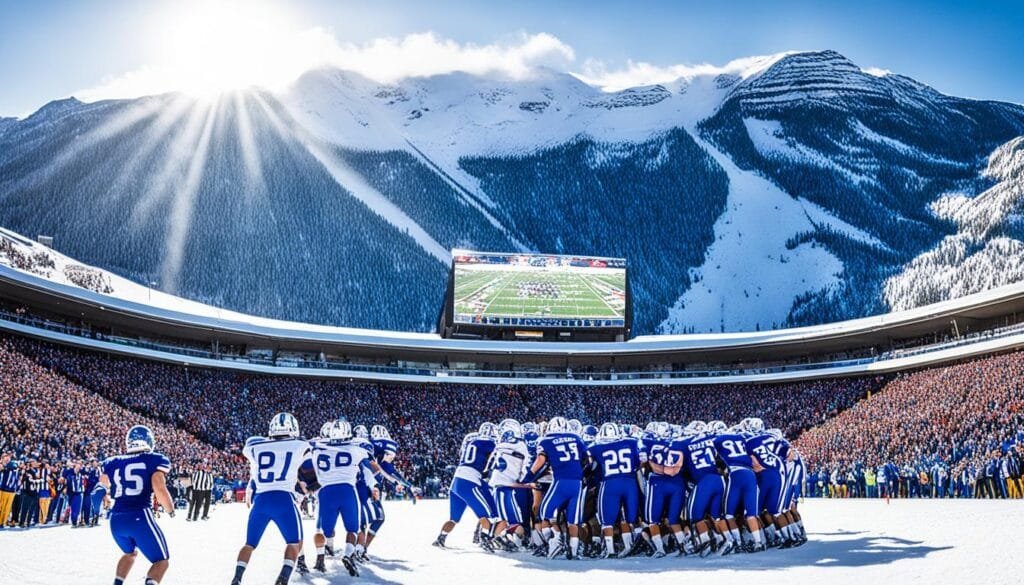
left=187, top=463, right=215, bottom=521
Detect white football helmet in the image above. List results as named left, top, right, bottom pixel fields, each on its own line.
left=746, top=418, right=765, bottom=434
left=768, top=428, right=784, bottom=439
left=478, top=421, right=497, bottom=439
left=498, top=418, right=521, bottom=437
left=597, top=422, right=621, bottom=443
left=268, top=413, right=300, bottom=439
left=568, top=419, right=583, bottom=436
left=708, top=420, right=728, bottom=434
left=371, top=425, right=391, bottom=441
left=320, top=422, right=333, bottom=438
left=548, top=416, right=569, bottom=434
left=330, top=420, right=353, bottom=442
left=685, top=420, right=707, bottom=436
left=353, top=424, right=369, bottom=439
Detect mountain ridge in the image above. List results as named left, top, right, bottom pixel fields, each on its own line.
left=1, top=50, right=1023, bottom=334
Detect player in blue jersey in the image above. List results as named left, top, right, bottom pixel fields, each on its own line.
left=62, top=459, right=87, bottom=527
left=99, top=425, right=175, bottom=585
left=351, top=424, right=379, bottom=561
left=640, top=421, right=687, bottom=557
left=674, top=424, right=728, bottom=557
left=366, top=425, right=413, bottom=551
left=744, top=419, right=792, bottom=548
left=433, top=422, right=505, bottom=550
left=90, top=480, right=108, bottom=527
left=714, top=423, right=765, bottom=552
left=763, top=428, right=804, bottom=547
left=588, top=423, right=642, bottom=558
left=232, top=413, right=312, bottom=585
left=784, top=445, right=808, bottom=544
left=522, top=416, right=589, bottom=559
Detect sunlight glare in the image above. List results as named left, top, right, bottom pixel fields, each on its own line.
left=149, top=0, right=319, bottom=98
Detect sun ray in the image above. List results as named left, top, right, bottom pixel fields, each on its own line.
left=251, top=93, right=449, bottom=263
left=19, top=96, right=169, bottom=192
left=158, top=96, right=223, bottom=293
left=130, top=98, right=211, bottom=225
left=232, top=90, right=265, bottom=201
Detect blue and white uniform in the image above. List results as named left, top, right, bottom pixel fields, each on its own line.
left=746, top=433, right=785, bottom=516
left=681, top=434, right=725, bottom=521
left=243, top=437, right=311, bottom=547
left=531, top=432, right=588, bottom=524
left=588, top=437, right=641, bottom=528
left=713, top=432, right=758, bottom=519
left=488, top=434, right=531, bottom=526
left=102, top=452, right=172, bottom=562
left=353, top=435, right=380, bottom=531
left=313, top=440, right=372, bottom=537
left=785, top=451, right=805, bottom=509
left=448, top=434, right=497, bottom=522
left=644, top=434, right=685, bottom=525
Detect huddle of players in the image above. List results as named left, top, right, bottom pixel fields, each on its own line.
left=433, top=416, right=807, bottom=560
left=93, top=414, right=409, bottom=585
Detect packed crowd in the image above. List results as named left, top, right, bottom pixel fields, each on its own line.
left=796, top=351, right=1024, bottom=499
left=3, top=329, right=1024, bottom=521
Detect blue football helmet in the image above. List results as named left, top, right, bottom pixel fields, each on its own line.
left=125, top=425, right=155, bottom=454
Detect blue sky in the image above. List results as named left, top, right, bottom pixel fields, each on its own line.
left=1, top=0, right=1022, bottom=117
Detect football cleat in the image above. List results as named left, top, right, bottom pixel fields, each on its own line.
left=342, top=555, right=360, bottom=577
left=314, top=554, right=326, bottom=572
left=296, top=555, right=309, bottom=575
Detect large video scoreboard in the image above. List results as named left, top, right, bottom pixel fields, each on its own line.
left=439, top=250, right=631, bottom=341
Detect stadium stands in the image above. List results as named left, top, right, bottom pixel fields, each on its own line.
left=4, top=329, right=1021, bottom=504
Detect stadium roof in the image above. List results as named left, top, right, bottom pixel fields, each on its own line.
left=3, top=264, right=1024, bottom=369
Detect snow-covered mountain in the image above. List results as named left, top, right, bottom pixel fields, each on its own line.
left=1, top=50, right=1022, bottom=334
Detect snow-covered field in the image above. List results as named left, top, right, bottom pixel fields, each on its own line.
left=1, top=498, right=1021, bottom=584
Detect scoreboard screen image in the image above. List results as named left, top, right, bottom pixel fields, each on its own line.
left=451, top=250, right=627, bottom=328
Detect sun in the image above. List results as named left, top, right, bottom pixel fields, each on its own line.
left=147, top=0, right=317, bottom=98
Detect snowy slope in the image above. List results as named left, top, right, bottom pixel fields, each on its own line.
left=884, top=137, right=1024, bottom=309
left=2, top=50, right=1023, bottom=334
left=0, top=499, right=1018, bottom=585
left=659, top=137, right=844, bottom=333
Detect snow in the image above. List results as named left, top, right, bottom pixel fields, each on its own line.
left=743, top=117, right=877, bottom=187
left=0, top=498, right=1020, bottom=584
left=0, top=227, right=439, bottom=341
left=659, top=137, right=844, bottom=333
left=884, top=137, right=1024, bottom=311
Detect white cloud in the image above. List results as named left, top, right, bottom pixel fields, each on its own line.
left=575, top=52, right=797, bottom=92
left=77, top=23, right=576, bottom=102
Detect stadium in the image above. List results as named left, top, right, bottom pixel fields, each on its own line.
left=2, top=230, right=1024, bottom=584
left=3, top=2, right=1024, bottom=585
